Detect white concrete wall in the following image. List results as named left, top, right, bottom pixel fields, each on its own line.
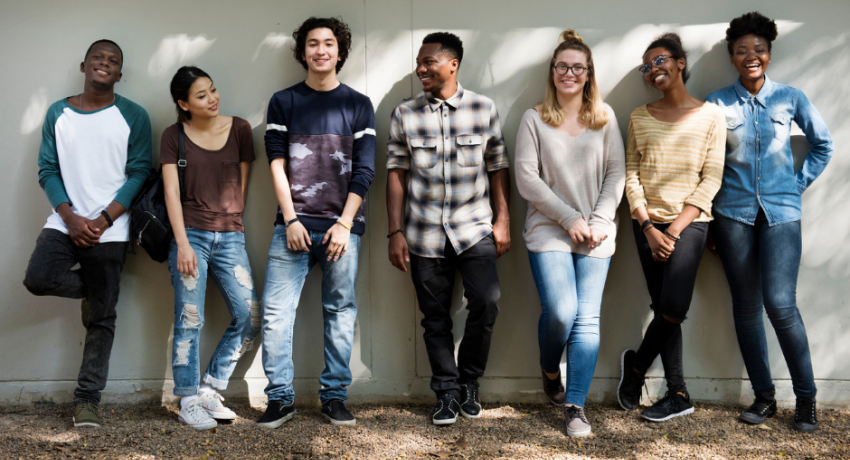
left=2, top=0, right=848, bottom=408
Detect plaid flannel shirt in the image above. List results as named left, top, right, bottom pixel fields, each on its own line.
left=387, top=84, right=509, bottom=258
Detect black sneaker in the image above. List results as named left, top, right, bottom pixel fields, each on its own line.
left=432, top=393, right=461, bottom=425
left=459, top=381, right=482, bottom=418
left=793, top=397, right=819, bottom=433
left=541, top=367, right=566, bottom=406
left=322, top=399, right=356, bottom=426
left=617, top=350, right=644, bottom=411
left=739, top=394, right=777, bottom=424
left=256, top=400, right=296, bottom=429
left=640, top=391, right=694, bottom=422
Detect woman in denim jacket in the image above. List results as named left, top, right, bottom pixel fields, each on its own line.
left=706, top=12, right=834, bottom=433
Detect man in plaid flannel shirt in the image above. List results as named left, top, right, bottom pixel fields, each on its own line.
left=386, top=32, right=511, bottom=426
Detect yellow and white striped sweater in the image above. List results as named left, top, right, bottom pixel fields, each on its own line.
left=625, top=103, right=726, bottom=223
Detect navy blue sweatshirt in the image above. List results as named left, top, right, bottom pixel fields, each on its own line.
left=265, top=82, right=376, bottom=234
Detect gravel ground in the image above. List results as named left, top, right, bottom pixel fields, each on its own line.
left=1, top=402, right=848, bottom=459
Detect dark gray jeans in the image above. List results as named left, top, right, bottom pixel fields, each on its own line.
left=23, top=229, right=127, bottom=405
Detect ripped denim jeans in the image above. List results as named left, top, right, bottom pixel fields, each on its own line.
left=168, top=228, right=261, bottom=396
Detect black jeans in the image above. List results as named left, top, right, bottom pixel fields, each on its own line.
left=23, top=229, right=127, bottom=405
left=631, top=221, right=709, bottom=395
left=410, top=233, right=500, bottom=396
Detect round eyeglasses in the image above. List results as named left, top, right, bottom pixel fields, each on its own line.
left=553, top=63, right=589, bottom=76
left=639, top=54, right=672, bottom=76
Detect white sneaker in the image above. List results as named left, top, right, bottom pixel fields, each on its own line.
left=179, top=398, right=218, bottom=431
left=198, top=391, right=238, bottom=420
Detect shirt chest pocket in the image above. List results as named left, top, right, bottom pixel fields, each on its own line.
left=222, top=161, right=240, bottom=183
left=410, top=137, right=439, bottom=169
left=725, top=116, right=745, bottom=149
left=456, top=134, right=483, bottom=167
left=770, top=112, right=791, bottom=143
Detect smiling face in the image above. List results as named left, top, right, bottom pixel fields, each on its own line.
left=302, top=27, right=340, bottom=76
left=415, top=43, right=458, bottom=96
left=177, top=77, right=219, bottom=120
left=552, top=49, right=588, bottom=99
left=643, top=47, right=685, bottom=91
left=731, top=34, right=770, bottom=84
left=81, top=42, right=122, bottom=87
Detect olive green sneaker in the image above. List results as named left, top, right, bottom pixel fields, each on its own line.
left=73, top=402, right=102, bottom=427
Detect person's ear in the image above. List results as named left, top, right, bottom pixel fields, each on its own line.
left=80, top=61, right=86, bottom=73
left=178, top=99, right=190, bottom=112
left=450, top=58, right=459, bottom=75
left=678, top=58, right=685, bottom=71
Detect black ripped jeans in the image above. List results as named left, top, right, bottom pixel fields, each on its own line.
left=23, top=229, right=127, bottom=405
left=631, top=221, right=709, bottom=395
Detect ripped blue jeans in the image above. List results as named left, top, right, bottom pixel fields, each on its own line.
left=168, top=228, right=261, bottom=396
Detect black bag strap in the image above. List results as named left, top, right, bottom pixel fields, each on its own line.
left=177, top=123, right=187, bottom=202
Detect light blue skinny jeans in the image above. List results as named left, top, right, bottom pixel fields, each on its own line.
left=168, top=228, right=261, bottom=396
left=261, top=224, right=360, bottom=404
left=528, top=251, right=611, bottom=407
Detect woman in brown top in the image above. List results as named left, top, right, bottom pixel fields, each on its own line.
left=161, top=66, right=259, bottom=431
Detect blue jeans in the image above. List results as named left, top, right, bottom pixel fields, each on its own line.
left=168, top=229, right=261, bottom=396
left=711, top=210, right=816, bottom=399
left=261, top=225, right=361, bottom=404
left=528, top=251, right=611, bottom=407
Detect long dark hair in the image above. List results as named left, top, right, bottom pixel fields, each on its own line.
left=170, top=66, right=212, bottom=123
left=644, top=32, right=690, bottom=84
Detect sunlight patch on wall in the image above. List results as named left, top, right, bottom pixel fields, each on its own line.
left=20, top=88, right=48, bottom=135
left=148, top=34, right=217, bottom=78
left=253, top=33, right=290, bottom=62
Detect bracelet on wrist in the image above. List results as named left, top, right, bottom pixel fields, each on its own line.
left=664, top=229, right=681, bottom=241
left=336, top=218, right=353, bottom=231
left=284, top=217, right=300, bottom=228
left=387, top=229, right=404, bottom=239
left=640, top=218, right=654, bottom=233
left=100, top=210, right=114, bottom=228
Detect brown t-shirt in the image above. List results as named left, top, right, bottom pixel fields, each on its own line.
left=160, top=117, right=255, bottom=232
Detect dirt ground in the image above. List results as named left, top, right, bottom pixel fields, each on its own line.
left=1, top=402, right=848, bottom=459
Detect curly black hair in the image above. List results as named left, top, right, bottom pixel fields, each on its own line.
left=726, top=11, right=778, bottom=55
left=422, top=32, right=464, bottom=66
left=292, top=17, right=352, bottom=73
left=644, top=32, right=690, bottom=84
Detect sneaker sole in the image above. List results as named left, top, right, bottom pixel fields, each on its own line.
left=432, top=415, right=458, bottom=425
left=793, top=422, right=819, bottom=433
left=566, top=426, right=592, bottom=438
left=617, top=350, right=637, bottom=411
left=256, top=410, right=297, bottom=429
left=323, top=414, right=356, bottom=426
left=205, top=409, right=238, bottom=421
left=459, top=407, right=482, bottom=419
left=72, top=419, right=101, bottom=428
left=640, top=406, right=694, bottom=422
left=178, top=416, right=217, bottom=431
left=739, top=411, right=775, bottom=425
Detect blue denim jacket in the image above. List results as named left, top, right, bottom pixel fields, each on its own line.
left=705, top=76, right=833, bottom=225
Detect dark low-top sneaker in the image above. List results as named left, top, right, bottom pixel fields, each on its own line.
left=322, top=399, right=356, bottom=426
left=459, top=381, right=482, bottom=418
left=256, top=400, right=296, bottom=429
left=617, top=350, right=645, bottom=411
left=739, top=394, right=777, bottom=425
left=541, top=367, right=566, bottom=406
left=793, top=397, right=819, bottom=433
left=73, top=402, right=102, bottom=428
left=432, top=393, right=461, bottom=425
left=641, top=392, right=694, bottom=422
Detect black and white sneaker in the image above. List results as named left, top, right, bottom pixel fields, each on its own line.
left=793, top=397, right=818, bottom=433
left=617, top=350, right=645, bottom=411
left=459, top=380, right=482, bottom=418
left=640, top=392, right=694, bottom=422
left=739, top=394, right=777, bottom=425
left=256, top=400, right=296, bottom=429
left=322, top=399, right=356, bottom=426
left=432, top=393, right=461, bottom=425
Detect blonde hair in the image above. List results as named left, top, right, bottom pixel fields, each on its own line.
left=539, top=29, right=608, bottom=130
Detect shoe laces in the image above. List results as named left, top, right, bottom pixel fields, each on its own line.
left=652, top=391, right=679, bottom=409
left=186, top=399, right=211, bottom=420
left=202, top=391, right=226, bottom=408
left=565, top=405, right=588, bottom=424
left=75, top=402, right=98, bottom=416
left=795, top=398, right=817, bottom=423
left=463, top=381, right=479, bottom=404
left=747, top=396, right=774, bottom=415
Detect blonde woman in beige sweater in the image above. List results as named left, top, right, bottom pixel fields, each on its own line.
left=515, top=30, right=625, bottom=438
left=616, top=33, right=725, bottom=423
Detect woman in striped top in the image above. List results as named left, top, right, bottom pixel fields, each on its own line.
left=616, top=33, right=726, bottom=423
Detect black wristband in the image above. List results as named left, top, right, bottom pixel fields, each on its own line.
left=285, top=217, right=300, bottom=228
left=640, top=218, right=654, bottom=233
left=387, top=229, right=404, bottom=239
left=100, top=210, right=114, bottom=228
left=664, top=229, right=681, bottom=241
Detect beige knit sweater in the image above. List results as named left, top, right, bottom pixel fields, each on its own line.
left=625, top=104, right=726, bottom=223
left=515, top=105, right=626, bottom=258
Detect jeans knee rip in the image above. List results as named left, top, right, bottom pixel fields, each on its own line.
left=233, top=265, right=254, bottom=290
left=233, top=337, right=254, bottom=361
left=181, top=270, right=199, bottom=291
left=175, top=339, right=192, bottom=366
left=182, top=303, right=201, bottom=328
left=247, top=299, right=262, bottom=328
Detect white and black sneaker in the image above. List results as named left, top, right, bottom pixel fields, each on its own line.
left=739, top=394, right=777, bottom=425
left=432, top=393, right=461, bottom=425
left=179, top=398, right=218, bottom=431
left=256, top=400, right=296, bottom=429
left=617, top=350, right=645, bottom=411
left=322, top=399, right=356, bottom=426
left=459, top=381, right=482, bottom=419
left=640, top=391, right=694, bottom=422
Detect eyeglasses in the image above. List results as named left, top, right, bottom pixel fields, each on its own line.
left=639, top=54, right=672, bottom=75
left=553, top=63, right=589, bottom=76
